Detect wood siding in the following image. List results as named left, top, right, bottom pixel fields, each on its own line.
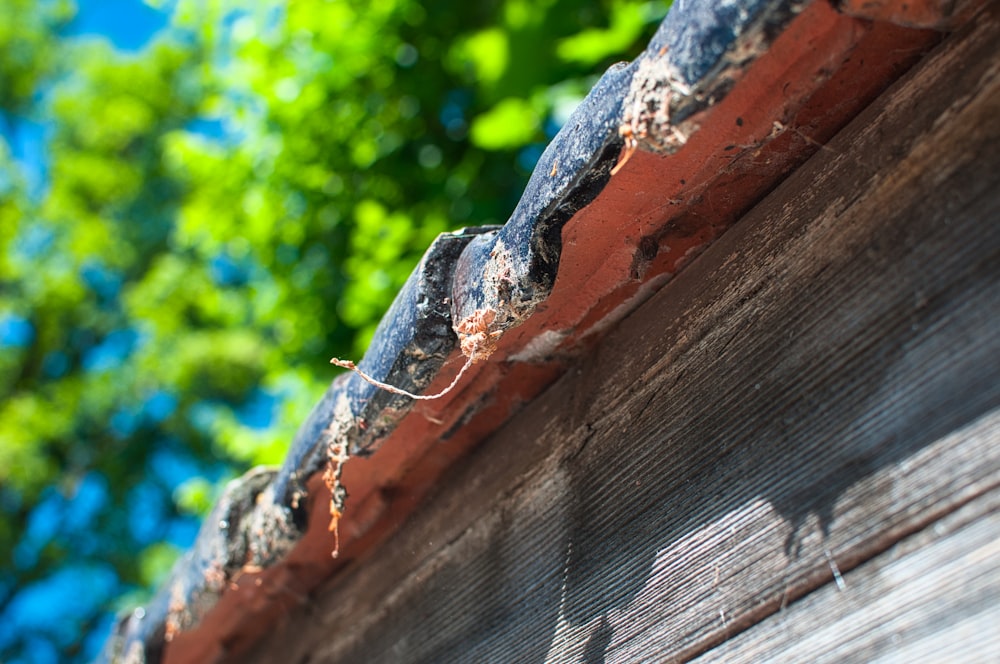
left=240, top=8, right=1000, bottom=663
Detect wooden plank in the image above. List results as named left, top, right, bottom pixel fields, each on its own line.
left=239, top=7, right=1000, bottom=664
left=609, top=412, right=1000, bottom=664
left=692, top=484, right=1000, bottom=663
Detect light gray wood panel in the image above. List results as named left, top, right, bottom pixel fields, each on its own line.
left=693, top=479, right=1000, bottom=664
left=240, top=8, right=1000, bottom=664
left=605, top=411, right=1000, bottom=664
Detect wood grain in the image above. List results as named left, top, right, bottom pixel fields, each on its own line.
left=693, top=479, right=1000, bottom=663
left=240, top=7, right=1000, bottom=664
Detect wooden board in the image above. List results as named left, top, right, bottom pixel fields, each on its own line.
left=693, top=483, right=1000, bottom=663
left=238, top=6, right=1000, bottom=664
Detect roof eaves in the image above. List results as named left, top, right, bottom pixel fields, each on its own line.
left=100, top=0, right=964, bottom=661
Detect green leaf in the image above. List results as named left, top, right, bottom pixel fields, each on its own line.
left=452, top=28, right=509, bottom=85
left=557, top=1, right=668, bottom=66
left=469, top=97, right=540, bottom=150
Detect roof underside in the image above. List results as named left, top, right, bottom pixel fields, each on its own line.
left=100, top=0, right=974, bottom=661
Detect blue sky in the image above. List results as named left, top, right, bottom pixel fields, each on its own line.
left=64, top=0, right=169, bottom=52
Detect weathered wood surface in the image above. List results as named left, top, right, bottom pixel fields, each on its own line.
left=240, top=7, right=1000, bottom=664
left=695, top=474, right=1000, bottom=663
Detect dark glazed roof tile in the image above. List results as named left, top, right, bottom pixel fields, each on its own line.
left=450, top=64, right=630, bottom=338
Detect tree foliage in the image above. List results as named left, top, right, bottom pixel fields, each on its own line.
left=0, top=0, right=668, bottom=660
